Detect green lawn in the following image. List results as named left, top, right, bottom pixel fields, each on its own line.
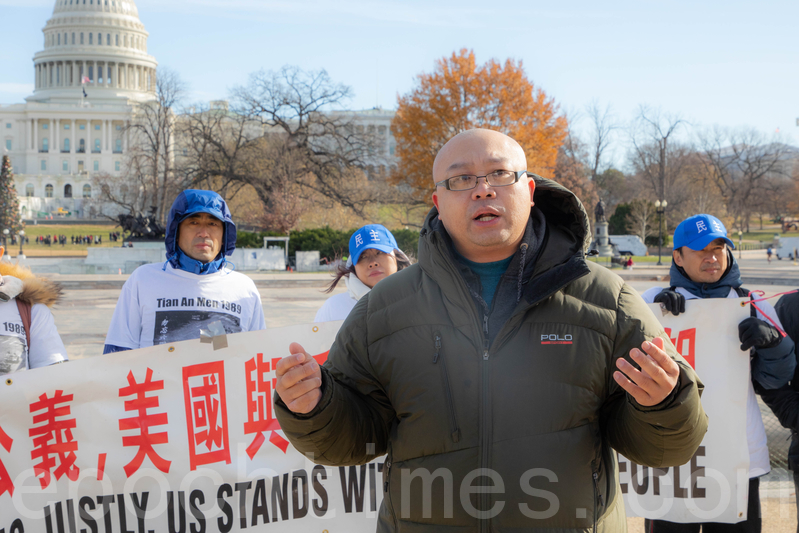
left=10, top=223, right=122, bottom=256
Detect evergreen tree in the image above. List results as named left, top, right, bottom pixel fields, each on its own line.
left=0, top=156, right=23, bottom=236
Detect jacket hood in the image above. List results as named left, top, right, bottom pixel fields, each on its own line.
left=529, top=175, right=592, bottom=253
left=0, top=262, right=61, bottom=307
left=419, top=175, right=592, bottom=278
left=164, top=190, right=237, bottom=267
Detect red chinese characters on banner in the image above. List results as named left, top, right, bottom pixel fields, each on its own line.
left=243, top=350, right=330, bottom=459
left=182, top=362, right=230, bottom=470
left=118, top=368, right=171, bottom=476
left=0, top=425, right=14, bottom=497
left=244, top=353, right=288, bottom=457
left=28, top=390, right=79, bottom=489
left=664, top=327, right=697, bottom=369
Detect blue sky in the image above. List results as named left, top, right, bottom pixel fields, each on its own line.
left=1, top=0, right=797, bottom=155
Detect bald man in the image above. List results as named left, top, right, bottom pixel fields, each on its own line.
left=275, top=129, right=707, bottom=532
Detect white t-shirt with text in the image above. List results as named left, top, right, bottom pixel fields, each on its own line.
left=0, top=299, right=67, bottom=375
left=105, top=262, right=265, bottom=350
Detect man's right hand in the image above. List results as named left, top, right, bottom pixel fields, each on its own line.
left=275, top=342, right=323, bottom=414
left=653, top=289, right=686, bottom=316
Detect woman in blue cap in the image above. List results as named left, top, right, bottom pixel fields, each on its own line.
left=315, top=224, right=412, bottom=322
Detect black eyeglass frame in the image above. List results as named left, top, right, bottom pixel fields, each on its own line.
left=435, top=170, right=528, bottom=191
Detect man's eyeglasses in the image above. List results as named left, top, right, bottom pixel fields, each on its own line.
left=435, top=170, right=527, bottom=191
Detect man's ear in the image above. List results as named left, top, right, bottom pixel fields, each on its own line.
left=528, top=175, right=535, bottom=207
left=673, top=249, right=682, bottom=267
left=432, top=192, right=441, bottom=220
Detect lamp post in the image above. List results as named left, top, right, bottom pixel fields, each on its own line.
left=2, top=229, right=9, bottom=261
left=655, top=199, right=668, bottom=266
left=738, top=230, right=742, bottom=260
left=18, top=230, right=25, bottom=260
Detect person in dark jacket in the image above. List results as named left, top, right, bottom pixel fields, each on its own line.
left=274, top=129, right=707, bottom=532
left=641, top=214, right=796, bottom=533
left=756, top=291, right=799, bottom=533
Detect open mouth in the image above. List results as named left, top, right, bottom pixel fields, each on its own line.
left=474, top=213, right=499, bottom=222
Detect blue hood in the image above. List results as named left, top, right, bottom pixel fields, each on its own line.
left=165, top=189, right=237, bottom=274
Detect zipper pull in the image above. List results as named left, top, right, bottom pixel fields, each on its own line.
left=433, top=334, right=441, bottom=363
left=483, top=350, right=489, bottom=360
left=592, top=471, right=604, bottom=507
left=483, top=314, right=489, bottom=336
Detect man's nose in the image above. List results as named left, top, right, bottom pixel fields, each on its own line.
left=471, top=177, right=496, bottom=200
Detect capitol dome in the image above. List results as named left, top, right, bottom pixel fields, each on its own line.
left=28, top=0, right=158, bottom=104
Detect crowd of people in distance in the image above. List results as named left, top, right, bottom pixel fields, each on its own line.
left=30, top=233, right=121, bottom=247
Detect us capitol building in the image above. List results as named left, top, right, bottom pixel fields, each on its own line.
left=0, top=0, right=396, bottom=219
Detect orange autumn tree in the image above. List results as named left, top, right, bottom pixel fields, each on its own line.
left=391, top=48, right=568, bottom=202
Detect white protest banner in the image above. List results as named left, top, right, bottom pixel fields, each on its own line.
left=620, top=297, right=751, bottom=524
left=0, top=321, right=386, bottom=533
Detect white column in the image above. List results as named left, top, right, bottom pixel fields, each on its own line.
left=54, top=119, right=59, bottom=153
left=93, top=62, right=98, bottom=87
left=101, top=119, right=106, bottom=153
left=34, top=120, right=38, bottom=152
left=29, top=119, right=33, bottom=150
left=123, top=121, right=128, bottom=152
left=71, top=119, right=76, bottom=154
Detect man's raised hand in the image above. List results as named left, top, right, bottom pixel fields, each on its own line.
left=275, top=342, right=323, bottom=414
left=614, top=337, right=680, bottom=407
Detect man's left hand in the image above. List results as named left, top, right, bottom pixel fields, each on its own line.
left=738, top=317, right=782, bottom=351
left=614, top=337, right=680, bottom=407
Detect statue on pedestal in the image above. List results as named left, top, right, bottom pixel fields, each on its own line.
left=595, top=199, right=606, bottom=224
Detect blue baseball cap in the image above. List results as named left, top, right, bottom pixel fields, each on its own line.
left=349, top=224, right=399, bottom=264
left=673, top=214, right=735, bottom=251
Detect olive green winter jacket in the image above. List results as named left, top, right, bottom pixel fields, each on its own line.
left=276, top=177, right=707, bottom=532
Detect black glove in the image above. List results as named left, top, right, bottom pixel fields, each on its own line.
left=653, top=289, right=686, bottom=315
left=738, top=317, right=782, bottom=351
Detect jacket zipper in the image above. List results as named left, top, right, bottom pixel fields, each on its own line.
left=384, top=452, right=398, bottom=528
left=591, top=462, right=604, bottom=533
left=480, top=313, right=491, bottom=533
left=433, top=334, right=461, bottom=443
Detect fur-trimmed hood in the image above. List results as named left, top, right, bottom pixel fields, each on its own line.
left=0, top=263, right=62, bottom=307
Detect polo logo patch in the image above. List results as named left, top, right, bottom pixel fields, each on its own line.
left=541, top=334, right=573, bottom=345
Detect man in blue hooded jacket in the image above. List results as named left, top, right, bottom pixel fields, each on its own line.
left=103, top=190, right=265, bottom=352
left=641, top=213, right=795, bottom=533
